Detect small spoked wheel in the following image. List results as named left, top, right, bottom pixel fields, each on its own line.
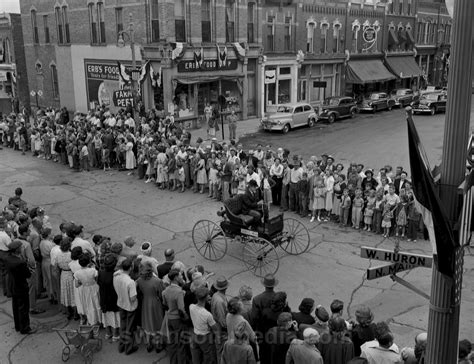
left=280, top=218, right=310, bottom=255
left=61, top=346, right=71, bottom=362
left=242, top=237, right=279, bottom=277
left=192, top=220, right=228, bottom=261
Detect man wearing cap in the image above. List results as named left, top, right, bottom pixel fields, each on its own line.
left=157, top=249, right=175, bottom=279
left=162, top=269, right=188, bottom=364
left=286, top=328, right=323, bottom=364
left=4, top=239, right=35, bottom=334
left=211, top=276, right=229, bottom=363
left=189, top=286, right=218, bottom=364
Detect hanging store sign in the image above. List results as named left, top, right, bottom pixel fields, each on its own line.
left=177, top=59, right=238, bottom=73
left=265, top=70, right=276, bottom=84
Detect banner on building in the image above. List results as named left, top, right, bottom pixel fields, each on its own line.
left=84, top=59, right=140, bottom=110
left=265, top=70, right=276, bottom=84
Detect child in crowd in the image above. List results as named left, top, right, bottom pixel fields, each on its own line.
left=177, top=162, right=186, bottom=193
left=261, top=167, right=275, bottom=212
left=340, top=189, right=352, bottom=227
left=396, top=195, right=408, bottom=238
left=352, top=189, right=364, bottom=230
left=406, top=193, right=421, bottom=242
left=373, top=192, right=384, bottom=234
left=311, top=178, right=326, bottom=222
left=382, top=203, right=394, bottom=238
left=79, top=141, right=90, bottom=172
left=208, top=162, right=218, bottom=198
left=364, top=190, right=376, bottom=231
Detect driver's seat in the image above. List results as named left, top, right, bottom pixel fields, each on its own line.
left=223, top=196, right=255, bottom=227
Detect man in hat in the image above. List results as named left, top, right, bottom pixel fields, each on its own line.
left=157, top=248, right=175, bottom=279
left=241, top=179, right=263, bottom=223
left=162, top=269, right=188, bottom=364
left=286, top=328, right=323, bottom=364
left=251, top=274, right=278, bottom=330
left=189, top=286, right=219, bottom=364
left=4, top=239, right=36, bottom=334
left=211, top=276, right=229, bottom=363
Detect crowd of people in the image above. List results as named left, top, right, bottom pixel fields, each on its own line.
left=0, top=187, right=473, bottom=364
left=1, top=106, right=423, bottom=241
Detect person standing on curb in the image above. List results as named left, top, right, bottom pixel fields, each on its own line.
left=227, top=110, right=238, bottom=141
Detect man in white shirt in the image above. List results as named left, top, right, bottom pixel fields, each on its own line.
left=246, top=165, right=261, bottom=187
left=253, top=144, right=264, bottom=161
left=361, top=322, right=403, bottom=364
left=289, top=156, right=303, bottom=211
left=124, top=113, right=135, bottom=130
left=113, top=258, right=138, bottom=355
left=69, top=225, right=96, bottom=257
left=189, top=286, right=219, bottom=363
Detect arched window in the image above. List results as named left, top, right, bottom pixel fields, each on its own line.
left=97, top=2, right=106, bottom=43
left=51, top=64, right=59, bottom=98
left=62, top=5, right=70, bottom=43
left=55, top=6, right=64, bottom=44
left=89, top=3, right=98, bottom=44
left=31, top=10, right=39, bottom=44
left=306, top=20, right=316, bottom=53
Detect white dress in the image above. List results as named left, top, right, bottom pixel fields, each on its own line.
left=74, top=267, right=102, bottom=325
left=125, top=142, right=136, bottom=170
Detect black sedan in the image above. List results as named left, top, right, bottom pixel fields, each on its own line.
left=318, top=97, right=358, bottom=123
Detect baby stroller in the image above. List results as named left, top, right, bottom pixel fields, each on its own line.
left=52, top=325, right=102, bottom=364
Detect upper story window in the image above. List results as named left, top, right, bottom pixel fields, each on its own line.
left=226, top=0, right=235, bottom=43
left=247, top=2, right=255, bottom=44
left=62, top=5, right=70, bottom=43
left=31, top=10, right=39, bottom=44
left=407, top=0, right=412, bottom=15
left=51, top=64, right=59, bottom=98
left=3, top=38, right=12, bottom=63
left=115, top=7, right=123, bottom=40
left=320, top=20, right=329, bottom=53
left=333, top=21, right=342, bottom=53
left=398, top=0, right=403, bottom=15
left=150, top=1, right=159, bottom=42
left=444, top=24, right=451, bottom=43
left=43, top=15, right=50, bottom=43
left=201, top=0, right=212, bottom=43
left=284, top=16, right=292, bottom=51
left=175, top=0, right=186, bottom=43
left=88, top=3, right=98, bottom=44
left=266, top=15, right=275, bottom=52
left=55, top=7, right=64, bottom=44
left=306, top=20, right=316, bottom=53
left=97, top=2, right=106, bottom=43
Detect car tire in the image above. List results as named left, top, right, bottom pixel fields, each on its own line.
left=430, top=107, right=436, bottom=115
left=372, top=106, right=377, bottom=113
left=388, top=103, right=393, bottom=111
left=308, top=118, right=315, bottom=127
left=328, top=114, right=336, bottom=124
left=350, top=109, right=357, bottom=118
left=282, top=124, right=290, bottom=134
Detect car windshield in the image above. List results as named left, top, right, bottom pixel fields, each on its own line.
left=323, top=98, right=339, bottom=106
left=423, top=93, right=439, bottom=101
left=370, top=94, right=381, bottom=100
left=277, top=106, right=292, bottom=113
left=395, top=90, right=407, bottom=96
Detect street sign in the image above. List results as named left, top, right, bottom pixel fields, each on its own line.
left=37, top=90, right=43, bottom=97
left=366, top=262, right=416, bottom=280
left=30, top=90, right=36, bottom=97
left=360, top=246, right=432, bottom=268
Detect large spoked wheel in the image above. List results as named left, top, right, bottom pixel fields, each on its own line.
left=280, top=218, right=310, bottom=255
left=192, top=220, right=228, bottom=261
left=242, top=237, right=279, bottom=277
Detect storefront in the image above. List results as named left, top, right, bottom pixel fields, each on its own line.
left=297, top=60, right=344, bottom=108
left=344, top=57, right=396, bottom=98
left=384, top=54, right=423, bottom=90
left=0, top=65, right=15, bottom=115
left=143, top=45, right=260, bottom=128
left=262, top=59, right=298, bottom=113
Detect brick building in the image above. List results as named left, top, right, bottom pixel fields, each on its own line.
left=0, top=13, right=29, bottom=115
left=414, top=0, right=451, bottom=88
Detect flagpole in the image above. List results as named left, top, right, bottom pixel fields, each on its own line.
left=426, top=0, right=473, bottom=362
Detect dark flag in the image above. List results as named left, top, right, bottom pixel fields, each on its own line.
left=406, top=115, right=458, bottom=278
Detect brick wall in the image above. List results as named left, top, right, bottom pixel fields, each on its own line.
left=10, top=14, right=30, bottom=111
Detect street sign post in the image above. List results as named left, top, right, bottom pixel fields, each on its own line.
left=360, top=246, right=432, bottom=268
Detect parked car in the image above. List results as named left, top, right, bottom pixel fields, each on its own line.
left=390, top=88, right=416, bottom=107
left=261, top=102, right=317, bottom=134
left=318, top=96, right=358, bottom=123
left=359, top=92, right=396, bottom=113
left=420, top=85, right=443, bottom=95
left=411, top=92, right=447, bottom=115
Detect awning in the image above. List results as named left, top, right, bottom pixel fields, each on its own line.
left=385, top=56, right=423, bottom=79
left=345, top=59, right=396, bottom=84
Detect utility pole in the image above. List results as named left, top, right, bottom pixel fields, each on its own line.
left=426, top=0, right=473, bottom=362
left=129, top=13, right=137, bottom=109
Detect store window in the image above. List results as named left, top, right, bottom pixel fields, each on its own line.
left=97, top=2, right=105, bottom=43
left=31, top=10, right=39, bottom=44
left=150, top=1, right=159, bottom=42
left=278, top=79, right=290, bottom=104
left=43, top=15, right=50, bottom=44
left=226, top=0, right=235, bottom=43
left=202, top=0, right=212, bottom=43
left=62, top=5, right=70, bottom=43
left=306, top=20, right=315, bottom=53
left=175, top=0, right=186, bottom=42
left=297, top=80, right=307, bottom=102
left=55, top=7, right=63, bottom=44
left=247, top=2, right=255, bottom=44
left=88, top=3, right=98, bottom=44
left=267, top=15, right=275, bottom=51
left=284, top=16, right=292, bottom=51
left=116, top=7, right=123, bottom=41
left=51, top=64, right=59, bottom=98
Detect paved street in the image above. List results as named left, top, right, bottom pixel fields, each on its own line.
left=0, top=107, right=474, bottom=363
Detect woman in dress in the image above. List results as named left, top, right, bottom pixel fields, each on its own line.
left=97, top=253, right=120, bottom=342
left=125, top=135, right=136, bottom=175
left=54, top=238, right=77, bottom=320
left=155, top=146, right=168, bottom=189
left=195, top=153, right=208, bottom=194
left=74, top=254, right=102, bottom=326
left=136, top=261, right=165, bottom=352
left=69, top=246, right=85, bottom=323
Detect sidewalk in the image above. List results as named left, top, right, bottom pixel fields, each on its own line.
left=191, top=117, right=262, bottom=145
